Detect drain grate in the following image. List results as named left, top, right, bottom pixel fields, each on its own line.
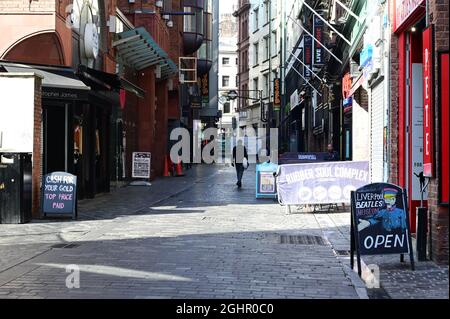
left=335, top=250, right=351, bottom=256
left=279, top=235, right=328, bottom=246
left=51, top=243, right=79, bottom=249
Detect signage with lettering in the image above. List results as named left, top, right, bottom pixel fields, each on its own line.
left=313, top=16, right=324, bottom=65
left=256, top=162, right=278, bottom=199
left=132, top=152, right=151, bottom=179
left=277, top=161, right=370, bottom=205
left=303, top=35, right=313, bottom=78
left=439, top=52, right=449, bottom=204
left=423, top=26, right=434, bottom=177
left=42, top=172, right=77, bottom=219
left=350, top=183, right=415, bottom=274
left=394, top=0, right=425, bottom=32
left=273, top=78, right=281, bottom=109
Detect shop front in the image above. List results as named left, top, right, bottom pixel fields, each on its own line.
left=393, top=0, right=428, bottom=232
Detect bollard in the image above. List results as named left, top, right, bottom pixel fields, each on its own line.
left=416, top=207, right=428, bottom=261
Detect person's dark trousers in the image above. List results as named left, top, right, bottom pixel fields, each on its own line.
left=235, top=164, right=244, bottom=186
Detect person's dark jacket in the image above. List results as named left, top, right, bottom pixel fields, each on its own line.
left=233, top=145, right=248, bottom=166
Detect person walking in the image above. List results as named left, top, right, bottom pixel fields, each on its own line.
left=232, top=140, right=248, bottom=188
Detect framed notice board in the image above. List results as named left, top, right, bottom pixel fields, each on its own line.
left=350, top=183, right=415, bottom=276
left=41, top=172, right=77, bottom=220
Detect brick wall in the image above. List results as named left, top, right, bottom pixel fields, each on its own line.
left=32, top=76, right=42, bottom=219
left=0, top=0, right=55, bottom=12
left=389, top=0, right=449, bottom=264
left=429, top=0, right=449, bottom=265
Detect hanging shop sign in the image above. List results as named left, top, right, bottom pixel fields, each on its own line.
left=201, top=73, right=209, bottom=107
left=350, top=183, right=415, bottom=275
left=422, top=26, right=435, bottom=177
left=313, top=16, right=325, bottom=65
left=42, top=172, right=77, bottom=219
left=290, top=89, right=299, bottom=111
left=132, top=152, right=151, bottom=179
left=274, top=78, right=281, bottom=110
left=303, top=35, right=313, bottom=78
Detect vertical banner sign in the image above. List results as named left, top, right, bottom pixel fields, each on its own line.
left=439, top=52, right=449, bottom=204
left=351, top=183, right=415, bottom=274
left=303, top=35, right=313, bottom=78
left=423, top=26, right=434, bottom=177
left=42, top=172, right=77, bottom=219
left=273, top=78, right=281, bottom=110
left=313, top=16, right=324, bottom=65
left=132, top=152, right=151, bottom=179
left=201, top=73, right=209, bottom=108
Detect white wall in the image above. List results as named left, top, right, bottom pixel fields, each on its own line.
left=0, top=75, right=36, bottom=153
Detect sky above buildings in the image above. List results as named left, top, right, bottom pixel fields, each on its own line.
left=219, top=0, right=237, bottom=15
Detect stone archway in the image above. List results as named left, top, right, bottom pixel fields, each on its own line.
left=3, top=32, right=65, bottom=65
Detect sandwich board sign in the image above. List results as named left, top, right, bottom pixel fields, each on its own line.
left=42, top=172, right=77, bottom=220
left=350, top=183, right=415, bottom=276
left=132, top=152, right=151, bottom=179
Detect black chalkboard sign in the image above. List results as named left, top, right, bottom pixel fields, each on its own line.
left=42, top=172, right=77, bottom=219
left=350, top=183, right=415, bottom=276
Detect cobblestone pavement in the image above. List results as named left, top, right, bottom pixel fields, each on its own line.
left=0, top=164, right=447, bottom=299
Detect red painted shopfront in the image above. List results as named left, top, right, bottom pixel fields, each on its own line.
left=393, top=0, right=428, bottom=232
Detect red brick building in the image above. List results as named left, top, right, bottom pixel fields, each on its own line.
left=389, top=0, right=449, bottom=264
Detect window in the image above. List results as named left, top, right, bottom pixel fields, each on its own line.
left=253, top=78, right=259, bottom=100
left=263, top=73, right=269, bottom=98
left=223, top=102, right=231, bottom=114
left=265, top=1, right=270, bottom=23
left=222, top=76, right=230, bottom=87
left=271, top=31, right=277, bottom=56
left=264, top=36, right=269, bottom=60
left=253, top=43, right=259, bottom=65
left=222, top=57, right=230, bottom=65
left=253, top=8, right=259, bottom=31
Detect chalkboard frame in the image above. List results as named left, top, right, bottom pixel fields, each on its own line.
left=350, top=183, right=415, bottom=277
left=41, top=172, right=77, bottom=220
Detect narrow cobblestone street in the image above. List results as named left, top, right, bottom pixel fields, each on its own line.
left=0, top=165, right=447, bottom=299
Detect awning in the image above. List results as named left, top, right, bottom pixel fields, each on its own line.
left=0, top=62, right=90, bottom=101
left=77, top=65, right=146, bottom=98
left=114, top=27, right=177, bottom=78
left=0, top=62, right=89, bottom=90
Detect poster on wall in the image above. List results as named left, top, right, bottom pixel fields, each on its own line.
left=132, top=152, right=151, bottom=179
left=411, top=64, right=426, bottom=200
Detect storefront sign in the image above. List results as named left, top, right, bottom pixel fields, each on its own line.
left=132, top=152, right=151, bottom=179
left=42, top=172, right=77, bottom=219
left=350, top=183, right=415, bottom=272
left=394, top=0, right=425, bottom=32
left=360, top=44, right=373, bottom=69
left=439, top=52, right=449, bottom=204
left=276, top=161, right=369, bottom=205
left=274, top=78, right=281, bottom=109
left=313, top=16, right=324, bottom=65
left=342, top=73, right=352, bottom=99
left=423, top=26, right=435, bottom=177
left=303, top=35, right=313, bottom=78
